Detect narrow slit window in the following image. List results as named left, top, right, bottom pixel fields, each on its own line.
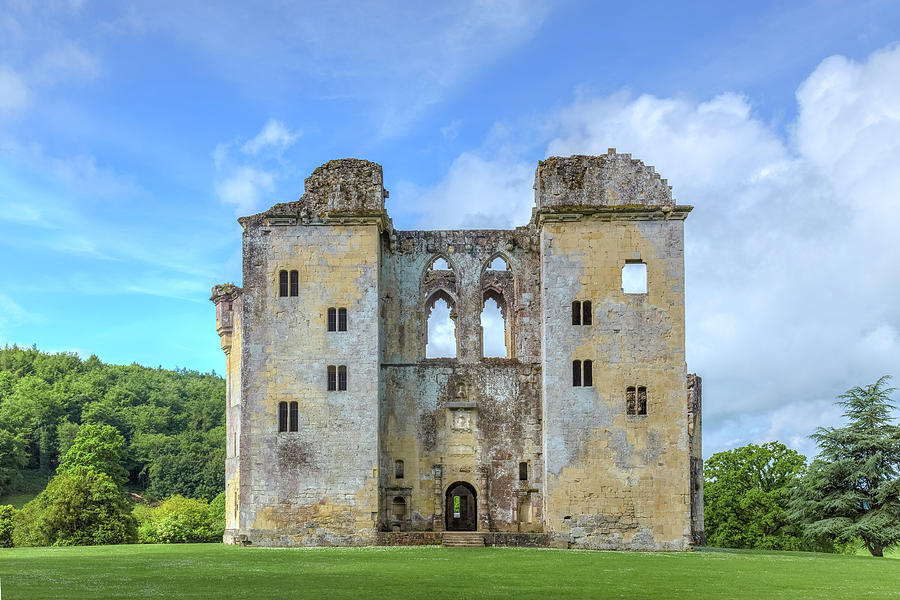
left=572, top=360, right=582, bottom=387
left=338, top=308, right=347, bottom=331
left=289, top=401, right=298, bottom=432
left=519, top=461, right=528, bottom=481
left=289, top=270, right=299, bottom=296
left=338, top=365, right=347, bottom=391
left=622, top=262, right=648, bottom=294
left=327, top=308, right=337, bottom=332
left=278, top=401, right=288, bottom=432
left=571, top=301, right=581, bottom=325
left=582, top=301, right=592, bottom=325
left=395, top=459, right=404, bottom=479
left=626, top=386, right=637, bottom=415
left=637, top=386, right=647, bottom=415
left=583, top=360, right=593, bottom=387
left=327, top=365, right=336, bottom=391
left=279, top=270, right=288, bottom=297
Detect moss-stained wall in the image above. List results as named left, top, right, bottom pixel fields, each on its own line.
left=212, top=152, right=701, bottom=550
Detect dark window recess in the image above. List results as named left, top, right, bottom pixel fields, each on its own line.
left=626, top=387, right=637, bottom=415
left=327, top=366, right=336, bottom=391
left=278, top=401, right=288, bottom=432
left=572, top=360, right=582, bottom=387
left=327, top=308, right=337, bottom=332
left=571, top=301, right=581, bottom=326
left=519, top=461, right=528, bottom=481
left=395, top=460, right=404, bottom=479
left=583, top=360, right=593, bottom=387
left=279, top=270, right=288, bottom=297
left=582, top=301, right=592, bottom=325
left=289, top=401, right=298, bottom=432
left=338, top=365, right=347, bottom=391
left=338, top=308, right=347, bottom=331
left=637, top=386, right=648, bottom=415
left=289, top=270, right=299, bottom=296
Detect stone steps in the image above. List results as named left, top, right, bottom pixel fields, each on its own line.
left=442, top=532, right=485, bottom=547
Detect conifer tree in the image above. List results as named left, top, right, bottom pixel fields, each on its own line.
left=793, top=376, right=900, bottom=556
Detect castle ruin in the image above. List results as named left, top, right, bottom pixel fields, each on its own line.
left=211, top=149, right=704, bottom=550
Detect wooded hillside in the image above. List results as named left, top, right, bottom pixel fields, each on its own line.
left=0, top=346, right=225, bottom=502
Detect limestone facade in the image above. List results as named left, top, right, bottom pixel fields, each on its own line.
left=211, top=150, right=703, bottom=549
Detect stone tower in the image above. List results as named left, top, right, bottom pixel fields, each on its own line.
left=212, top=150, right=703, bottom=549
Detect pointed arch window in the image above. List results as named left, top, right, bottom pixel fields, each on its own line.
left=425, top=290, right=457, bottom=358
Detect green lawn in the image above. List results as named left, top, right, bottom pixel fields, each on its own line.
left=1, top=544, right=898, bottom=599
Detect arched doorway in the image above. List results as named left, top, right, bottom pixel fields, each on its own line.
left=445, top=481, right=477, bottom=531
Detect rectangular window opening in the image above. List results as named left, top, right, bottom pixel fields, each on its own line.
left=583, top=360, right=593, bottom=387
left=289, top=270, right=299, bottom=296
left=572, top=360, right=582, bottom=387
left=571, top=301, right=581, bottom=326
left=626, top=386, right=636, bottom=415
left=519, top=461, right=528, bottom=481
left=582, top=301, right=592, bottom=325
left=278, top=270, right=288, bottom=297
left=289, top=401, right=298, bottom=432
left=338, top=308, right=347, bottom=331
left=278, top=401, right=288, bottom=432
left=338, top=365, right=347, bottom=391
left=622, top=262, right=648, bottom=294
left=327, top=308, right=336, bottom=332
left=638, top=386, right=647, bottom=415
left=395, top=459, right=404, bottom=479
left=327, top=365, right=336, bottom=391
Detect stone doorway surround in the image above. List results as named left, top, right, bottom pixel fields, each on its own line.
left=445, top=481, right=477, bottom=531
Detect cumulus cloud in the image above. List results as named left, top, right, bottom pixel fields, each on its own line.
left=241, top=119, right=301, bottom=156
left=410, top=43, right=900, bottom=458
left=213, top=119, right=300, bottom=215
left=214, top=166, right=275, bottom=215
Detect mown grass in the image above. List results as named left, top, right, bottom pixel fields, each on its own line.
left=1, top=544, right=898, bottom=599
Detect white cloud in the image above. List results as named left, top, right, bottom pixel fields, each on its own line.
left=241, top=119, right=301, bottom=156
left=215, top=166, right=275, bottom=215
left=0, top=65, right=30, bottom=114
left=395, top=152, right=533, bottom=229
left=408, top=43, right=900, bottom=458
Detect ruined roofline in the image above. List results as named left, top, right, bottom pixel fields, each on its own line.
left=238, top=150, right=692, bottom=230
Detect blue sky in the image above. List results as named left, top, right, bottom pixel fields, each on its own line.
left=2, top=0, right=900, bottom=457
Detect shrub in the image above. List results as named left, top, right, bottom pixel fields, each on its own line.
left=13, top=466, right=136, bottom=546
left=136, top=495, right=221, bottom=543
left=0, top=504, right=15, bottom=547
left=208, top=491, right=226, bottom=540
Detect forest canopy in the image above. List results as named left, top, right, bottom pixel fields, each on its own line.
left=0, top=345, right=225, bottom=502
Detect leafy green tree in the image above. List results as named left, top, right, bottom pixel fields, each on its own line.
left=704, top=441, right=819, bottom=550
left=792, top=376, right=900, bottom=557
left=134, top=495, right=220, bottom=543
left=0, top=429, right=27, bottom=496
left=58, top=423, right=128, bottom=486
left=13, top=466, right=136, bottom=546
left=0, top=504, right=15, bottom=547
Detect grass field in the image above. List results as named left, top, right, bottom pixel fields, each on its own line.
left=1, top=544, right=899, bottom=599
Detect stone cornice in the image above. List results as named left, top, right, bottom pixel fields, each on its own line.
left=535, top=205, right=693, bottom=227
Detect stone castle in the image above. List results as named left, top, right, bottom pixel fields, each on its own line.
left=211, top=149, right=704, bottom=550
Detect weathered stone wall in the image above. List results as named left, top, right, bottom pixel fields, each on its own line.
left=688, top=373, right=705, bottom=545
left=212, top=151, right=700, bottom=550
left=537, top=175, right=693, bottom=549
left=229, top=215, right=382, bottom=546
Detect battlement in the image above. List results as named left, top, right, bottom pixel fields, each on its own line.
left=534, top=149, right=674, bottom=212
left=239, top=158, right=388, bottom=228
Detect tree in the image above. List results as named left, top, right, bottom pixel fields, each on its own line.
left=57, top=423, right=128, bottom=486
left=0, top=429, right=27, bottom=496
left=792, top=376, right=900, bottom=557
left=0, top=504, right=15, bottom=547
left=13, top=466, right=136, bottom=546
left=704, top=441, right=818, bottom=550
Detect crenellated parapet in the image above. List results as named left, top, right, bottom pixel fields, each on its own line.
left=210, top=283, right=242, bottom=354
left=238, top=158, right=391, bottom=230
left=533, top=149, right=688, bottom=224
